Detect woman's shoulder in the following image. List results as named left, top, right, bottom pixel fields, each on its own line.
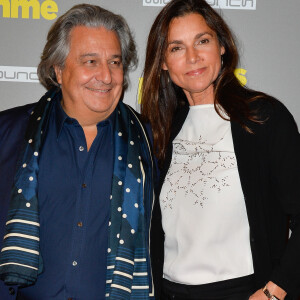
left=249, top=96, right=294, bottom=122
left=249, top=96, right=298, bottom=133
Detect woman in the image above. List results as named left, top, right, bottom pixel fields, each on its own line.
left=141, top=0, right=300, bottom=299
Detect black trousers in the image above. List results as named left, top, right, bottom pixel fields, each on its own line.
left=162, top=289, right=253, bottom=300
left=162, top=275, right=255, bottom=300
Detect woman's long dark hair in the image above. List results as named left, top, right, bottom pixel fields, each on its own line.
left=141, top=0, right=268, bottom=162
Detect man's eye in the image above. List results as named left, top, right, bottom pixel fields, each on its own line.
left=86, top=60, right=96, bottom=64
left=110, top=60, right=121, bottom=66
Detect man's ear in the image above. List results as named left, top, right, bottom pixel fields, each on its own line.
left=54, top=65, right=62, bottom=84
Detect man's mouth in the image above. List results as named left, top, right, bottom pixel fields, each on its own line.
left=86, top=87, right=112, bottom=93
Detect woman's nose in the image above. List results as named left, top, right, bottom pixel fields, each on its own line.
left=186, top=47, right=200, bottom=64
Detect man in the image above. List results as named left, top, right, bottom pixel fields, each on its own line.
left=0, top=4, right=154, bottom=300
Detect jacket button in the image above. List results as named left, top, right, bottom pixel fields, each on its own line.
left=8, top=287, right=15, bottom=295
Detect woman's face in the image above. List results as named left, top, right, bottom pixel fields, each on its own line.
left=162, top=13, right=225, bottom=105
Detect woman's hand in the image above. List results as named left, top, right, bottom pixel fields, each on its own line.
left=249, top=281, right=287, bottom=300
left=249, top=288, right=269, bottom=299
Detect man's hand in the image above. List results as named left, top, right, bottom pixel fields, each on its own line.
left=249, top=281, right=287, bottom=300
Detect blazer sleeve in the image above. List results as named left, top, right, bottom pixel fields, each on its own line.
left=266, top=101, right=300, bottom=297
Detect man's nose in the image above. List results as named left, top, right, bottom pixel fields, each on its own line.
left=95, top=63, right=112, bottom=84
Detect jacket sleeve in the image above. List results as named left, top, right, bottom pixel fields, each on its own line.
left=266, top=101, right=300, bottom=297
left=0, top=105, right=31, bottom=298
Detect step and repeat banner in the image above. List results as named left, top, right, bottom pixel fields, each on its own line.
left=1, top=0, right=300, bottom=125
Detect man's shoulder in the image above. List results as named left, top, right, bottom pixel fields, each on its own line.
left=123, top=103, right=153, bottom=144
left=0, top=102, right=35, bottom=119
left=0, top=102, right=36, bottom=140
left=0, top=102, right=35, bottom=128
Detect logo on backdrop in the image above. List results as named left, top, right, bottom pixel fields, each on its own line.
left=143, top=0, right=256, bottom=10
left=0, top=0, right=58, bottom=20
left=0, top=66, right=39, bottom=83
left=234, top=68, right=247, bottom=86
left=0, top=66, right=247, bottom=87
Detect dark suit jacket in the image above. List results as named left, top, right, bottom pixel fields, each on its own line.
left=0, top=101, right=155, bottom=299
left=0, top=103, right=34, bottom=299
left=150, top=98, right=300, bottom=300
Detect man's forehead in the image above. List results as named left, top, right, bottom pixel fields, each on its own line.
left=68, top=25, right=122, bottom=55
left=69, top=26, right=119, bottom=44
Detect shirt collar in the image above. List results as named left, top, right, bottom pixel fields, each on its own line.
left=55, top=99, right=69, bottom=139
left=55, top=99, right=117, bottom=139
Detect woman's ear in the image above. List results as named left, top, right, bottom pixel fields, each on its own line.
left=162, top=62, right=168, bottom=71
left=221, top=46, right=225, bottom=56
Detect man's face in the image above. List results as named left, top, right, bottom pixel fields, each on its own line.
left=55, top=26, right=124, bottom=122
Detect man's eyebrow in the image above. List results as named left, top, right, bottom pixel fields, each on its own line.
left=167, top=32, right=213, bottom=46
left=79, top=53, right=122, bottom=59
left=79, top=53, right=98, bottom=59
left=110, top=54, right=122, bottom=60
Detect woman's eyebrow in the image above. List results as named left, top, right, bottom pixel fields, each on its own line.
left=167, top=32, right=213, bottom=46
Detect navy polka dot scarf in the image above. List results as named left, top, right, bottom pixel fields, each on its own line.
left=0, top=88, right=154, bottom=299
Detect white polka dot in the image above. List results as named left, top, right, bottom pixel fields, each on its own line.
left=107, top=248, right=111, bottom=253
left=138, top=135, right=141, bottom=139
left=130, top=141, right=134, bottom=145
left=18, top=189, right=22, bottom=194
left=126, top=188, right=130, bottom=193
left=47, top=97, right=51, bottom=101
left=109, top=221, right=111, bottom=226
left=137, top=178, right=141, bottom=183
left=34, top=152, right=38, bottom=157
left=128, top=164, right=132, bottom=168
left=29, top=176, right=34, bottom=181
left=118, top=207, right=122, bottom=212
left=122, top=214, right=127, bottom=218
left=138, top=156, right=141, bottom=160
left=118, top=181, right=122, bottom=186
left=31, top=111, right=34, bottom=115
left=131, top=229, right=135, bottom=234
left=120, top=239, right=124, bottom=244
left=41, top=131, right=43, bottom=135
left=118, top=110, right=120, bottom=114
left=118, top=132, right=122, bottom=136
left=117, top=233, right=120, bottom=238
left=37, top=117, right=41, bottom=121
left=28, top=139, right=33, bottom=144
left=134, top=203, right=139, bottom=208
left=118, top=156, right=122, bottom=160
left=110, top=195, right=112, bottom=200
left=26, top=202, right=31, bottom=208
left=131, top=120, right=134, bottom=124
left=23, top=163, right=27, bottom=168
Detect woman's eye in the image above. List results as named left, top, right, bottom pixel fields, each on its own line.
left=171, top=46, right=181, bottom=52
left=199, top=38, right=209, bottom=44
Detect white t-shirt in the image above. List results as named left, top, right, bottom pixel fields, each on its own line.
left=160, top=104, right=254, bottom=285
